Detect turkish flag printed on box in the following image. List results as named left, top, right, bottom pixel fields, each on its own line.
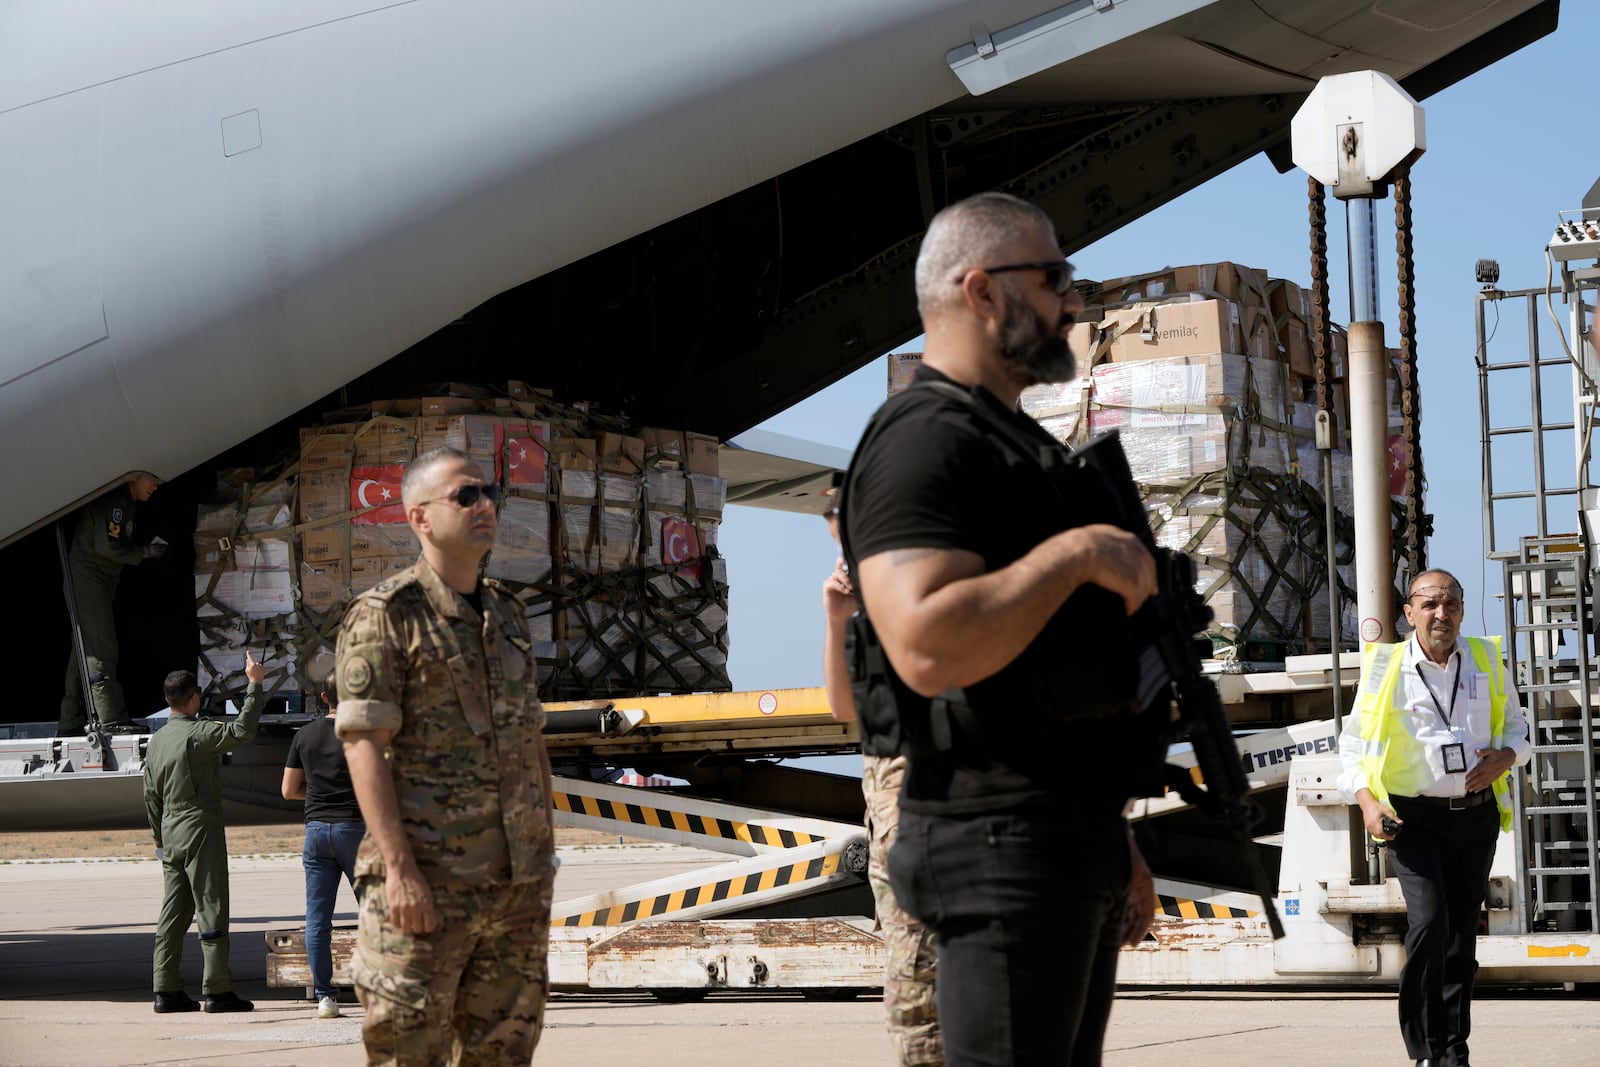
left=350, top=464, right=407, bottom=525
left=495, top=421, right=547, bottom=487
left=661, top=517, right=704, bottom=580
left=1387, top=434, right=1407, bottom=498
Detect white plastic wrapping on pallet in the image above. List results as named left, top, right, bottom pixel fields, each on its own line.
left=486, top=495, right=552, bottom=585
left=559, top=468, right=642, bottom=575
left=196, top=568, right=295, bottom=618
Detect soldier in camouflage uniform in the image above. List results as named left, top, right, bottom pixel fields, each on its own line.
left=821, top=490, right=943, bottom=1066
left=336, top=447, right=556, bottom=1067
left=59, top=472, right=167, bottom=735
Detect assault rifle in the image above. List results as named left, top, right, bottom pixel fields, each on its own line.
left=1079, top=431, right=1286, bottom=940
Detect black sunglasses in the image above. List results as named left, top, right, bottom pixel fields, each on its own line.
left=963, top=259, right=1076, bottom=296
left=418, top=483, right=501, bottom=509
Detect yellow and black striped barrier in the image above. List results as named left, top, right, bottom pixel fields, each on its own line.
left=557, top=852, right=847, bottom=927
left=553, top=789, right=826, bottom=850
left=1155, top=894, right=1256, bottom=920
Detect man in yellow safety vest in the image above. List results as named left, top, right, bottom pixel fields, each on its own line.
left=1337, top=569, right=1530, bottom=1067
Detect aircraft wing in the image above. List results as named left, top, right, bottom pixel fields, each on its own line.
left=722, top=430, right=854, bottom=517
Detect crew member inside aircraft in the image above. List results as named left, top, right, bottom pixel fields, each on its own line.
left=840, top=192, right=1157, bottom=1065
left=58, top=473, right=168, bottom=736
left=336, top=447, right=556, bottom=1065
left=1337, top=569, right=1530, bottom=1067
left=821, top=477, right=943, bottom=1066
left=282, top=670, right=366, bottom=1020
left=145, top=651, right=266, bottom=1014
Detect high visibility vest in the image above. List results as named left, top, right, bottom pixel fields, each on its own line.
left=1353, top=635, right=1513, bottom=832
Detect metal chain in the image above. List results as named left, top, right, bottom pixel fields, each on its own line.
left=1393, top=165, right=1426, bottom=576
left=1308, top=178, right=1331, bottom=413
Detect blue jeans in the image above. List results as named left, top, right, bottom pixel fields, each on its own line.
left=889, top=805, right=1131, bottom=1067
left=304, top=820, right=365, bottom=999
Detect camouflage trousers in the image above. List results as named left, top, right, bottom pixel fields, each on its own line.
left=863, top=753, right=942, bottom=1066
left=352, top=874, right=555, bottom=1067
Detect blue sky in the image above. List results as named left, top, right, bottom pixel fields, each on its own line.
left=716, top=7, right=1600, bottom=700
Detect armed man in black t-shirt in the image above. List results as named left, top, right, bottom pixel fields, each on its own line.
left=282, top=671, right=365, bottom=1019
left=840, top=192, right=1157, bottom=1066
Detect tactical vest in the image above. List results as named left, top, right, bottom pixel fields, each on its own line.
left=839, top=376, right=1171, bottom=795
left=1353, top=635, right=1513, bottom=832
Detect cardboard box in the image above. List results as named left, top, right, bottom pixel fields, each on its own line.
left=299, top=469, right=350, bottom=523
left=1174, top=262, right=1268, bottom=309
left=888, top=352, right=922, bottom=397
left=683, top=432, right=718, bottom=477
left=417, top=414, right=504, bottom=458
left=1101, top=262, right=1266, bottom=309
left=1267, top=279, right=1305, bottom=324
left=299, top=431, right=355, bottom=472
left=196, top=569, right=295, bottom=618
left=349, top=525, right=416, bottom=559
left=353, top=417, right=416, bottom=466
left=420, top=397, right=475, bottom=416
left=553, top=437, right=596, bottom=472
left=1107, top=299, right=1242, bottom=362
left=299, top=560, right=345, bottom=611
left=349, top=554, right=411, bottom=594
left=196, top=537, right=291, bottom=572
left=1069, top=320, right=1116, bottom=368
left=596, top=433, right=645, bottom=476
left=1281, top=315, right=1313, bottom=377
left=196, top=501, right=292, bottom=536
left=1092, top=352, right=1253, bottom=414
left=300, top=526, right=345, bottom=563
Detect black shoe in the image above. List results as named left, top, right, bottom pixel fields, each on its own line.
left=103, top=722, right=151, bottom=735
left=203, top=991, right=254, bottom=1013
left=1415, top=1059, right=1438, bottom=1067
left=154, top=990, right=201, bottom=1013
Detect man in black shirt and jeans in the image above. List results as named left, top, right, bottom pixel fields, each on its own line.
left=282, top=671, right=365, bottom=1018
left=842, top=192, right=1157, bottom=1065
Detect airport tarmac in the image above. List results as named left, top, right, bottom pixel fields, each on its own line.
left=2, top=844, right=1596, bottom=1066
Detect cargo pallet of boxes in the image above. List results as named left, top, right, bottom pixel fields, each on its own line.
left=893, top=260, right=1420, bottom=660
left=190, top=383, right=730, bottom=703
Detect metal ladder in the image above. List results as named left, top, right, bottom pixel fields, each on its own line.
left=1501, top=540, right=1599, bottom=931
left=1478, top=272, right=1600, bottom=933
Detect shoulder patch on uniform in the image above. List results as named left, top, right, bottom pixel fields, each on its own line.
left=343, top=656, right=374, bottom=695
left=111, top=508, right=124, bottom=524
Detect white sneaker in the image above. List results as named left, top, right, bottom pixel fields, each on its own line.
left=317, top=995, right=340, bottom=1019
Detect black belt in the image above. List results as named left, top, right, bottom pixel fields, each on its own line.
left=1395, top=790, right=1493, bottom=811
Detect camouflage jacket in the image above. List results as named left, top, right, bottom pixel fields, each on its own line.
left=335, top=556, right=551, bottom=886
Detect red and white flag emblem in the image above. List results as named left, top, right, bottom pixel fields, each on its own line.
left=661, top=517, right=703, bottom=580
left=495, top=422, right=547, bottom=487
left=350, top=464, right=406, bottom=525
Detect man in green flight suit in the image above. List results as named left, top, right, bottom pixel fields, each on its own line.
left=143, top=650, right=266, bottom=1014
left=59, top=472, right=167, bottom=736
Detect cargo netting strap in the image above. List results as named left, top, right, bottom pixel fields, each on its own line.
left=1142, top=463, right=1411, bottom=653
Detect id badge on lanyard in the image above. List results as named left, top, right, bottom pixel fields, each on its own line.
left=1442, top=742, right=1466, bottom=774
left=1418, top=660, right=1467, bottom=775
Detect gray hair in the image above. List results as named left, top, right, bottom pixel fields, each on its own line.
left=401, top=446, right=475, bottom=508
left=1409, top=568, right=1463, bottom=599
left=914, top=192, right=1056, bottom=318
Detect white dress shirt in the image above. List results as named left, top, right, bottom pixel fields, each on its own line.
left=1338, top=634, right=1531, bottom=802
